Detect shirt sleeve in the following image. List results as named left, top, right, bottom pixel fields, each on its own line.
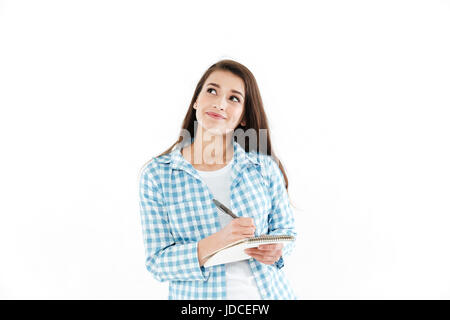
left=265, top=155, right=298, bottom=269
left=138, top=162, right=210, bottom=282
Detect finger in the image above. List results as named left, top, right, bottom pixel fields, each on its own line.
left=246, top=248, right=281, bottom=262
left=248, top=247, right=282, bottom=258
left=258, top=244, right=280, bottom=250
left=261, top=243, right=284, bottom=250
left=236, top=217, right=255, bottom=227
left=234, top=226, right=255, bottom=236
left=245, top=251, right=278, bottom=265
left=245, top=248, right=279, bottom=260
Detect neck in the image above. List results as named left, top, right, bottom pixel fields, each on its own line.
left=187, top=126, right=234, bottom=166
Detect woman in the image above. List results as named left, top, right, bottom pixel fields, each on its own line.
left=139, top=59, right=297, bottom=300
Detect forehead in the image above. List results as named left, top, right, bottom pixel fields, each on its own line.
left=205, top=70, right=245, bottom=93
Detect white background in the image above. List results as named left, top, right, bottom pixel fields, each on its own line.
left=1, top=0, right=449, bottom=299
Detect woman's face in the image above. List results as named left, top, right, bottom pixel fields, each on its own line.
left=194, top=70, right=246, bottom=136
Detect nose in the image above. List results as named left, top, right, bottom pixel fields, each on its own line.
left=214, top=94, right=228, bottom=110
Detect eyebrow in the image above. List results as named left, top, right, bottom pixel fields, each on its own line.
left=206, top=82, right=245, bottom=99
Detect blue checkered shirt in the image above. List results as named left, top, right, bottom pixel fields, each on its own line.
left=138, top=140, right=298, bottom=299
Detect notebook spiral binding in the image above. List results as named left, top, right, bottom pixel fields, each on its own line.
left=247, top=234, right=295, bottom=243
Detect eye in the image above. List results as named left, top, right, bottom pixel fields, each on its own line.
left=230, top=96, right=240, bottom=103
left=207, top=88, right=241, bottom=103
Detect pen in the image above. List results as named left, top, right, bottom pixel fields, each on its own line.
left=212, top=198, right=239, bottom=219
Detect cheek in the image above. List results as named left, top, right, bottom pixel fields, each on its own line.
left=230, top=108, right=244, bottom=121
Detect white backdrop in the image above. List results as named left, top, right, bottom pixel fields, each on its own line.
left=1, top=0, right=449, bottom=299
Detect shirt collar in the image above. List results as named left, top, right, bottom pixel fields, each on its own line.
left=166, top=138, right=260, bottom=183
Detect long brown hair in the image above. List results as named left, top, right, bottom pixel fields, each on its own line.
left=155, top=59, right=294, bottom=204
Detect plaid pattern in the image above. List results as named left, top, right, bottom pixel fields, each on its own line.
left=138, top=139, right=298, bottom=300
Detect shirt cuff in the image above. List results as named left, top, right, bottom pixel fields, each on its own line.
left=274, top=255, right=285, bottom=269
left=193, top=241, right=211, bottom=281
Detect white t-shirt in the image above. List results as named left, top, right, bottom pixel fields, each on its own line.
left=196, top=160, right=262, bottom=300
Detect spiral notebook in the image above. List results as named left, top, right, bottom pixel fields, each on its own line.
left=202, top=234, right=295, bottom=268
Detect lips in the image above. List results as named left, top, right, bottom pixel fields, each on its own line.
left=206, top=111, right=226, bottom=119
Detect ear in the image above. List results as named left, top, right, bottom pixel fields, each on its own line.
left=240, top=119, right=246, bottom=126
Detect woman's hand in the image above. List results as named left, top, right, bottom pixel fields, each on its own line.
left=216, top=217, right=256, bottom=247
left=244, top=243, right=284, bottom=265
left=198, top=217, right=255, bottom=266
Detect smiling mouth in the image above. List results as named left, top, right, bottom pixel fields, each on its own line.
left=206, top=112, right=226, bottom=119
